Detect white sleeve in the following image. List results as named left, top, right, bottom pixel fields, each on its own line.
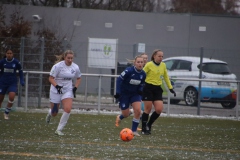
left=50, top=64, right=60, bottom=77
left=75, top=65, right=81, bottom=78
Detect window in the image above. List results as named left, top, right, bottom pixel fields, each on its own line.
left=200, top=63, right=231, bottom=74
left=164, top=60, right=175, bottom=70
left=176, top=60, right=192, bottom=70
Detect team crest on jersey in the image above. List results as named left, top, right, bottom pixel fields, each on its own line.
left=12, top=64, right=15, bottom=68
left=71, top=69, right=75, bottom=74
left=140, top=75, right=143, bottom=79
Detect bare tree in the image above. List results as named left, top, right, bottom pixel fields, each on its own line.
left=171, top=0, right=239, bottom=15
left=0, top=7, right=32, bottom=59
left=1, top=0, right=240, bottom=15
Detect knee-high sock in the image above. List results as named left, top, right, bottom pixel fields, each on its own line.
left=132, top=118, right=140, bottom=132
left=141, top=112, right=149, bottom=130
left=4, top=107, right=11, bottom=115
left=48, top=109, right=51, bottom=115
left=57, top=112, right=70, bottom=131
left=148, top=111, right=160, bottom=127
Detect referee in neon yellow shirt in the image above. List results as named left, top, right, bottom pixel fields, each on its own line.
left=141, top=49, right=176, bottom=135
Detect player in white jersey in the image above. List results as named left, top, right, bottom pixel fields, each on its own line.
left=46, top=50, right=81, bottom=136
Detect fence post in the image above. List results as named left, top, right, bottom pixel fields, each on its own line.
left=38, top=37, right=44, bottom=107
left=236, top=82, right=239, bottom=120
left=197, top=47, right=204, bottom=115
left=18, top=37, right=25, bottom=107
left=97, top=75, right=102, bottom=114
left=25, top=72, right=29, bottom=111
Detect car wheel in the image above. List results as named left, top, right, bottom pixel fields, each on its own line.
left=184, top=87, right=198, bottom=106
left=170, top=100, right=181, bottom=104
left=221, top=102, right=236, bottom=109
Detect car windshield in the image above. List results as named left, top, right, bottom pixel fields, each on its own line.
left=199, top=63, right=231, bottom=74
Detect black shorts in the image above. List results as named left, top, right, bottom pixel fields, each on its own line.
left=142, top=83, right=163, bottom=101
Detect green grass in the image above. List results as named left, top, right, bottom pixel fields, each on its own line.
left=0, top=112, right=240, bottom=160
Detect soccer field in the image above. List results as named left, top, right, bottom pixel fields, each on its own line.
left=0, top=111, right=240, bottom=160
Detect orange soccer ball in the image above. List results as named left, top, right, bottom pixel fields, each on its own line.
left=120, top=128, right=134, bottom=142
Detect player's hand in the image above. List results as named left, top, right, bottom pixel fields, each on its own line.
left=114, top=93, right=120, bottom=99
left=55, top=85, right=63, bottom=94
left=20, top=80, right=25, bottom=86
left=170, top=89, right=176, bottom=97
left=73, top=87, right=77, bottom=98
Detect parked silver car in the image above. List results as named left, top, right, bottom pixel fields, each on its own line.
left=162, top=56, right=237, bottom=109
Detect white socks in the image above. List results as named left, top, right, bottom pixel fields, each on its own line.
left=57, top=112, right=70, bottom=131
left=48, top=109, right=51, bottom=115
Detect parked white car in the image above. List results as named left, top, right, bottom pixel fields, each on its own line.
left=162, top=56, right=237, bottom=109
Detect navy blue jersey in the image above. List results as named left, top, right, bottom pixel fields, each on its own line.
left=0, top=58, right=24, bottom=85
left=116, top=66, right=146, bottom=95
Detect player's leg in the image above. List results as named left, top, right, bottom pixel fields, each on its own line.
left=115, top=95, right=130, bottom=127
left=131, top=96, right=141, bottom=136
left=141, top=101, right=152, bottom=135
left=0, top=94, right=4, bottom=109
left=55, top=91, right=72, bottom=135
left=0, top=84, right=6, bottom=109
left=146, top=87, right=163, bottom=134
left=46, top=91, right=61, bottom=123
left=147, top=100, right=163, bottom=133
left=4, top=84, right=16, bottom=120
left=137, top=101, right=144, bottom=131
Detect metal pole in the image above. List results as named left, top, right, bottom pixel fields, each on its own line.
left=113, top=39, right=119, bottom=103
left=236, top=82, right=239, bottom=120
left=18, top=37, right=25, bottom=107
left=167, top=88, right=170, bottom=117
left=197, top=47, right=203, bottom=115
left=38, top=37, right=44, bottom=107
left=25, top=72, right=28, bottom=111
left=97, top=75, right=102, bottom=114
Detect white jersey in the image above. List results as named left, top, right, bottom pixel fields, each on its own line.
left=50, top=61, right=81, bottom=94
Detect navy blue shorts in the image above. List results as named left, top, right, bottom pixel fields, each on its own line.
left=0, top=84, right=17, bottom=94
left=119, top=94, right=142, bottom=110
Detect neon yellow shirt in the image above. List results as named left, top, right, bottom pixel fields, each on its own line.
left=143, top=61, right=173, bottom=89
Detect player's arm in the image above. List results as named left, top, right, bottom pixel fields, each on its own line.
left=17, top=61, right=25, bottom=86
left=74, top=77, right=81, bottom=88
left=49, top=76, right=57, bottom=87
left=137, top=73, right=146, bottom=95
left=74, top=66, right=82, bottom=88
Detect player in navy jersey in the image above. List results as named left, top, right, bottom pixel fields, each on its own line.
left=0, top=49, right=25, bottom=120
left=114, top=55, right=146, bottom=136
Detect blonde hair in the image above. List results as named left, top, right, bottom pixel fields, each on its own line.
left=55, top=50, right=74, bottom=64
left=126, top=53, right=147, bottom=64
left=140, top=53, right=147, bottom=57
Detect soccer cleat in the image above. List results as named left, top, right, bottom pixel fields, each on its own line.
left=115, top=115, right=121, bottom=127
left=46, top=114, right=51, bottom=124
left=4, top=113, right=9, bottom=120
left=146, top=123, right=151, bottom=134
left=133, top=132, right=140, bottom=137
left=141, top=125, right=150, bottom=135
left=55, top=130, right=64, bottom=136
left=141, top=130, right=150, bottom=135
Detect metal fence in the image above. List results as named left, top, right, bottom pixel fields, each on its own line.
left=13, top=71, right=240, bottom=120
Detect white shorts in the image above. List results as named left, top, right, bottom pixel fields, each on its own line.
left=49, top=90, right=73, bottom=103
